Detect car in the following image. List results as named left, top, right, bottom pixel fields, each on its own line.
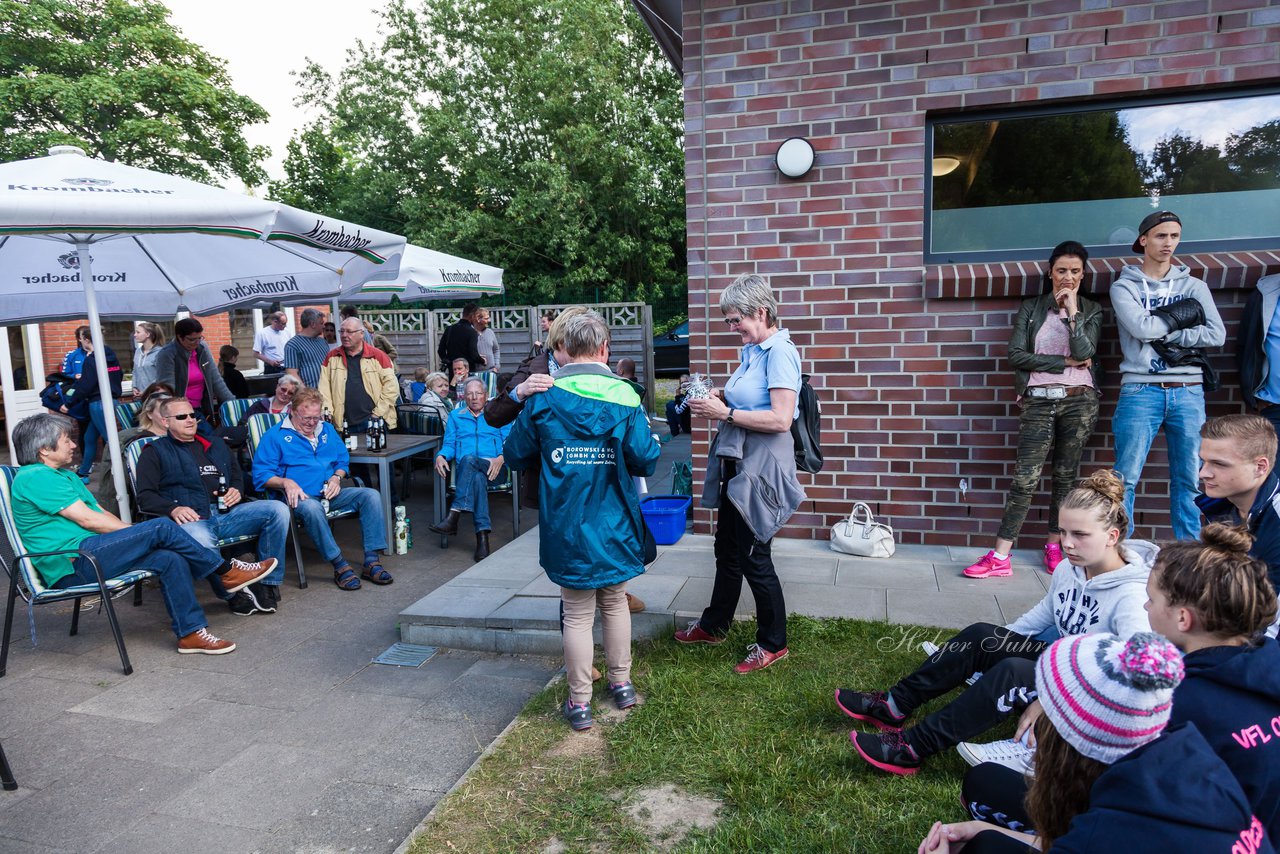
left=652, top=320, right=689, bottom=377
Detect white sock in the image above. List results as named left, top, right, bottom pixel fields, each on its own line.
left=886, top=691, right=904, bottom=719
left=992, top=550, right=1009, bottom=561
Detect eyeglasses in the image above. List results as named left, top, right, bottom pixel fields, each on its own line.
left=724, top=316, right=743, bottom=327
left=293, top=413, right=321, bottom=423
left=167, top=412, right=196, bottom=421
left=277, top=386, right=297, bottom=394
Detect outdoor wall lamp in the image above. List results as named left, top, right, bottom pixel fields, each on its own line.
left=932, top=156, right=961, bottom=177
left=775, top=137, right=815, bottom=178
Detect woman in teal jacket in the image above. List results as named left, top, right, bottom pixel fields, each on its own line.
left=504, top=310, right=660, bottom=732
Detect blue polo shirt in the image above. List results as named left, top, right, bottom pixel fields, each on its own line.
left=723, top=328, right=801, bottom=418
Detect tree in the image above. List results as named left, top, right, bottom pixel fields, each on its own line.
left=270, top=0, right=686, bottom=318
left=0, top=0, right=269, bottom=186
left=1139, top=133, right=1241, bottom=196
left=1225, top=119, right=1280, bottom=189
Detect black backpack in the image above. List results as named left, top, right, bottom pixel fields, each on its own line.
left=791, top=374, right=823, bottom=474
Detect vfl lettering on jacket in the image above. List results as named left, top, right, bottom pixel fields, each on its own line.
left=1230, top=715, right=1280, bottom=749
left=1056, top=587, right=1101, bottom=635
left=1233, top=816, right=1266, bottom=854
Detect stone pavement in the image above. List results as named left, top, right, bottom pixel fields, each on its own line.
left=0, top=429, right=1050, bottom=852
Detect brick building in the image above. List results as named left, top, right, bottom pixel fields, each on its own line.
left=666, top=0, right=1280, bottom=544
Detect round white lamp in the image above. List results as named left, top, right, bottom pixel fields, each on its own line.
left=775, top=137, right=815, bottom=179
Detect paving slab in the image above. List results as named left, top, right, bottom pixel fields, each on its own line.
left=96, top=815, right=265, bottom=854
left=783, top=582, right=888, bottom=621
left=398, top=585, right=517, bottom=627
left=835, top=558, right=939, bottom=591
left=887, top=589, right=1004, bottom=630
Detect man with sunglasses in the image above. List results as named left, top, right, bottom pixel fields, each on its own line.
left=135, top=398, right=292, bottom=614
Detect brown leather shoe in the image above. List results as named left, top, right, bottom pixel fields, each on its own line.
left=429, top=509, right=462, bottom=536
left=220, top=558, right=277, bottom=593
left=626, top=592, right=645, bottom=613
left=474, top=531, right=490, bottom=562
left=177, top=627, right=236, bottom=655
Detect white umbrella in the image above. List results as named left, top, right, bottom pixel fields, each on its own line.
left=0, top=146, right=407, bottom=520
left=342, top=243, right=503, bottom=306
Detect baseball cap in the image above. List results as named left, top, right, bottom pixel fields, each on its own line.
left=1131, top=211, right=1181, bottom=253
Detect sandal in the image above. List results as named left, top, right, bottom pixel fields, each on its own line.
left=333, top=566, right=362, bottom=590
left=361, top=563, right=393, bottom=585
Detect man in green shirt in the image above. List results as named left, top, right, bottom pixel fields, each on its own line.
left=9, top=413, right=276, bottom=655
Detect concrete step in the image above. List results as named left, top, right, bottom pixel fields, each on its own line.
left=398, top=527, right=1055, bottom=654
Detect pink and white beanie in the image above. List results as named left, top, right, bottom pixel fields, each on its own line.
left=1035, top=631, right=1185, bottom=765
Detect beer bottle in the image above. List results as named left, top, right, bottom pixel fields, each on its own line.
left=215, top=476, right=228, bottom=513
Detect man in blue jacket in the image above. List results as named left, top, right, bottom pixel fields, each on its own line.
left=252, top=387, right=390, bottom=590
left=135, top=397, right=292, bottom=614
left=429, top=377, right=512, bottom=562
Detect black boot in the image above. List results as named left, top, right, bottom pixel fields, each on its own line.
left=429, top=509, right=462, bottom=536
left=473, top=531, right=491, bottom=562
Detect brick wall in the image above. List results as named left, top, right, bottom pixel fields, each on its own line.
left=683, top=0, right=1280, bottom=544
left=42, top=314, right=235, bottom=378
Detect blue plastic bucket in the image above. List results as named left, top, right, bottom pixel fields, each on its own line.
left=641, top=495, right=692, bottom=545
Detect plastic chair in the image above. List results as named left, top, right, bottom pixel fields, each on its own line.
left=244, top=413, right=362, bottom=589
left=0, top=466, right=156, bottom=677
left=434, top=463, right=521, bottom=549
left=218, top=397, right=262, bottom=428
left=114, top=400, right=142, bottom=431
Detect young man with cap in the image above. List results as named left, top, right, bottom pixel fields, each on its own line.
left=1110, top=210, right=1224, bottom=540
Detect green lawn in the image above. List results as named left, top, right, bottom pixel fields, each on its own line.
left=408, top=616, right=993, bottom=853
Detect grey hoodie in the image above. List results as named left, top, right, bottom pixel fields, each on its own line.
left=1111, top=263, right=1226, bottom=384
left=1006, top=540, right=1156, bottom=639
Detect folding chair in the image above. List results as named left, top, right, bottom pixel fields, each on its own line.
left=395, top=405, right=445, bottom=496
left=434, top=464, right=521, bottom=549
left=114, top=400, right=142, bottom=431
left=0, top=466, right=156, bottom=677
left=218, top=398, right=262, bottom=428
left=244, top=413, right=363, bottom=589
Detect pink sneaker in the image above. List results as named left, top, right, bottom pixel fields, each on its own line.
left=963, top=550, right=1012, bottom=579
left=1043, top=542, right=1064, bottom=574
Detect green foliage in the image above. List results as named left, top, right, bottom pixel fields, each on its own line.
left=0, top=0, right=269, bottom=186
left=270, top=0, right=686, bottom=316
left=407, top=617, right=980, bottom=853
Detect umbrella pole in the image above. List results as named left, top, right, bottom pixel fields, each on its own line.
left=0, top=328, right=19, bottom=466
left=77, top=244, right=132, bottom=524
left=331, top=298, right=340, bottom=319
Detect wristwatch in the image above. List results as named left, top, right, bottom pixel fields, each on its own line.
left=727, top=408, right=735, bottom=424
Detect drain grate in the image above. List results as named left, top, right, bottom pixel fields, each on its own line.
left=372, top=642, right=439, bottom=668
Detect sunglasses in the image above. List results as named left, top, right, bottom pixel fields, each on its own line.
left=167, top=412, right=196, bottom=421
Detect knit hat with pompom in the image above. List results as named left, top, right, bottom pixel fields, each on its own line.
left=1035, top=631, right=1185, bottom=765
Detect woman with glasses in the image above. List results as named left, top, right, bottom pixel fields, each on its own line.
left=961, top=241, right=1102, bottom=580
left=246, top=374, right=302, bottom=420
left=673, top=273, right=806, bottom=674
left=154, top=317, right=235, bottom=422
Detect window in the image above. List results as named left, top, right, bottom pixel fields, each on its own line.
left=926, top=88, right=1280, bottom=262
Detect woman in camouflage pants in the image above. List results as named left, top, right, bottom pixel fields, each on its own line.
left=963, top=241, right=1102, bottom=580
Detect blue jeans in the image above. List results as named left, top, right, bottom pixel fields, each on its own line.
left=451, top=455, right=500, bottom=533
left=181, top=501, right=292, bottom=586
left=1112, top=382, right=1206, bottom=540
left=76, top=399, right=109, bottom=477
left=289, top=487, right=387, bottom=562
left=56, top=518, right=223, bottom=638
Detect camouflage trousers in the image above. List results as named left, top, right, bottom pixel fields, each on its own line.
left=997, top=391, right=1100, bottom=543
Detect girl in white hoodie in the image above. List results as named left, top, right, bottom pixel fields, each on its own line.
left=838, top=471, right=1155, bottom=775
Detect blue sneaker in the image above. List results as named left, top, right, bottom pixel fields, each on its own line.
left=608, top=681, right=638, bottom=710
left=563, top=698, right=593, bottom=731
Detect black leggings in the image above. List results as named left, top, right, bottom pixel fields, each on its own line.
left=958, top=762, right=1037, bottom=853
left=892, top=622, right=1046, bottom=758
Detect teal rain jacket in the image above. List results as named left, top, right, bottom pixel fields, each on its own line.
left=504, top=363, right=661, bottom=589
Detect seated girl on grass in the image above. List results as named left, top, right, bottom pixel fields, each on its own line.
left=919, top=632, right=1270, bottom=853
left=838, top=471, right=1155, bottom=775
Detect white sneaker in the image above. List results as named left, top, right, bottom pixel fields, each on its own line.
left=919, top=641, right=981, bottom=686
left=956, top=738, right=1035, bottom=775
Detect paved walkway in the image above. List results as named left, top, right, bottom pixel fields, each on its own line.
left=0, top=430, right=1050, bottom=852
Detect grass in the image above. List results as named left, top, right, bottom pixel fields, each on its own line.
left=407, top=616, right=996, bottom=854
